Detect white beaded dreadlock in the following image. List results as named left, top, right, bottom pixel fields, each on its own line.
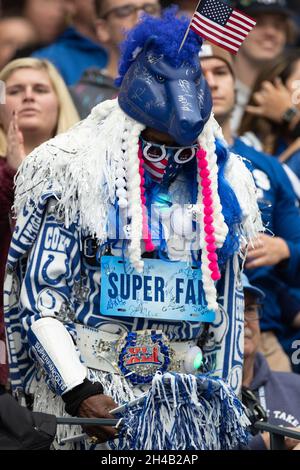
left=124, top=119, right=146, bottom=273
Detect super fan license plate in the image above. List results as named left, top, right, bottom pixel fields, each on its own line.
left=100, top=256, right=215, bottom=322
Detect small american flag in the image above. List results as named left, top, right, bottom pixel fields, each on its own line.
left=189, top=0, right=256, bottom=55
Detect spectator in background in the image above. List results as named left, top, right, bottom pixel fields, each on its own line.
left=287, top=0, right=300, bottom=44
left=200, top=43, right=300, bottom=372
left=23, top=0, right=68, bottom=46
left=0, top=16, right=38, bottom=70
left=231, top=0, right=296, bottom=133
left=71, top=0, right=161, bottom=118
left=241, top=274, right=300, bottom=450
left=0, top=58, right=80, bottom=387
left=239, top=50, right=300, bottom=188
left=167, top=0, right=197, bottom=15
left=1, top=0, right=68, bottom=55
left=32, top=0, right=108, bottom=85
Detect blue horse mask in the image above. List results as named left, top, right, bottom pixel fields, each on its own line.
left=118, top=37, right=213, bottom=147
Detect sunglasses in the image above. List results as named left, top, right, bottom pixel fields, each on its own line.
left=101, top=3, right=161, bottom=19
left=244, top=304, right=263, bottom=322
left=143, top=142, right=198, bottom=164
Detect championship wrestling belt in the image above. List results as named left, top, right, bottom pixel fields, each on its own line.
left=75, top=325, right=205, bottom=385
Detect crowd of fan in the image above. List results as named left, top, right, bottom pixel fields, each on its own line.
left=1, top=0, right=300, bottom=450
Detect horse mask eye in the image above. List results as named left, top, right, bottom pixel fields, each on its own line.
left=156, top=75, right=165, bottom=83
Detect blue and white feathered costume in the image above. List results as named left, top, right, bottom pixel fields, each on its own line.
left=4, top=100, right=261, bottom=449
left=4, top=11, right=262, bottom=450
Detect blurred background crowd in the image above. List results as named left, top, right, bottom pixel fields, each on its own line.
left=1, top=0, right=300, bottom=450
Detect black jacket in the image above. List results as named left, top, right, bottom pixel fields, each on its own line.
left=70, top=68, right=118, bottom=119
left=0, top=388, right=56, bottom=450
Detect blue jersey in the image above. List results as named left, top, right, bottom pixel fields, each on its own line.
left=32, top=27, right=108, bottom=86
left=232, top=138, right=300, bottom=334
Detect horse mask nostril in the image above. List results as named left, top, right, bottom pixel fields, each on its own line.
left=181, top=121, right=190, bottom=131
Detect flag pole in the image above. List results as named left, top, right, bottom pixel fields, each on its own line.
left=178, top=0, right=202, bottom=52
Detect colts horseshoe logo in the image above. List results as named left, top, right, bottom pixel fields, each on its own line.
left=143, top=143, right=167, bottom=162
left=42, top=254, right=69, bottom=285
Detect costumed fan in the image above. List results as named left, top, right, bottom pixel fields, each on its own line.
left=4, top=8, right=262, bottom=450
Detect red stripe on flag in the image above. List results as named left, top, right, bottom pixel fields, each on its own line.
left=192, top=20, right=242, bottom=48
left=193, top=15, right=245, bottom=43
left=231, top=12, right=255, bottom=29
left=233, top=7, right=258, bottom=24
left=226, top=24, right=248, bottom=38
left=190, top=25, right=238, bottom=54
left=227, top=16, right=252, bottom=33
left=194, top=13, right=246, bottom=40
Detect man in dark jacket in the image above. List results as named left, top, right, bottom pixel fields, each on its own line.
left=242, top=275, right=300, bottom=450
left=0, top=385, right=57, bottom=450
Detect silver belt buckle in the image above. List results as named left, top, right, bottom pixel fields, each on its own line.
left=113, top=330, right=177, bottom=385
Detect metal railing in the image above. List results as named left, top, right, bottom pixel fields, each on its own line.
left=254, top=421, right=300, bottom=450
left=56, top=417, right=300, bottom=449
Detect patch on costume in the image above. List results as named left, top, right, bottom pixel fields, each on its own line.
left=100, top=256, right=215, bottom=322
left=116, top=330, right=171, bottom=384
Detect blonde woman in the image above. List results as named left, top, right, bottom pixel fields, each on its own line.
left=0, top=58, right=79, bottom=387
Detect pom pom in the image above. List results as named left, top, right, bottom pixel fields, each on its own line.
left=200, top=169, right=210, bottom=178
left=207, top=243, right=217, bottom=252
left=204, top=207, right=213, bottom=216
left=145, top=241, right=155, bottom=252
left=198, top=159, right=208, bottom=169
left=116, top=188, right=127, bottom=199
left=203, top=196, right=213, bottom=206
left=204, top=215, right=214, bottom=224
left=208, top=253, right=218, bottom=262
left=205, top=235, right=215, bottom=244
left=202, top=188, right=212, bottom=197
left=211, top=271, right=221, bottom=281
left=204, top=225, right=214, bottom=235
left=201, top=180, right=212, bottom=189
left=209, top=262, right=219, bottom=271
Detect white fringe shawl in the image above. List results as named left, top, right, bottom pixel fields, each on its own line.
left=14, top=100, right=263, bottom=265
left=14, top=99, right=130, bottom=243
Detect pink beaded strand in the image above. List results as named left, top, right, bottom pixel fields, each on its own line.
left=196, top=148, right=221, bottom=282
left=138, top=143, right=155, bottom=252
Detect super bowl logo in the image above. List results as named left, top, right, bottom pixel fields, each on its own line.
left=117, top=331, right=171, bottom=384
left=125, top=345, right=162, bottom=366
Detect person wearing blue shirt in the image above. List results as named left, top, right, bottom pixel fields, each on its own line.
left=200, top=43, right=300, bottom=373
left=32, top=1, right=108, bottom=85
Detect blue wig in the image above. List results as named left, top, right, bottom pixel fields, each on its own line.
left=116, top=6, right=202, bottom=87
